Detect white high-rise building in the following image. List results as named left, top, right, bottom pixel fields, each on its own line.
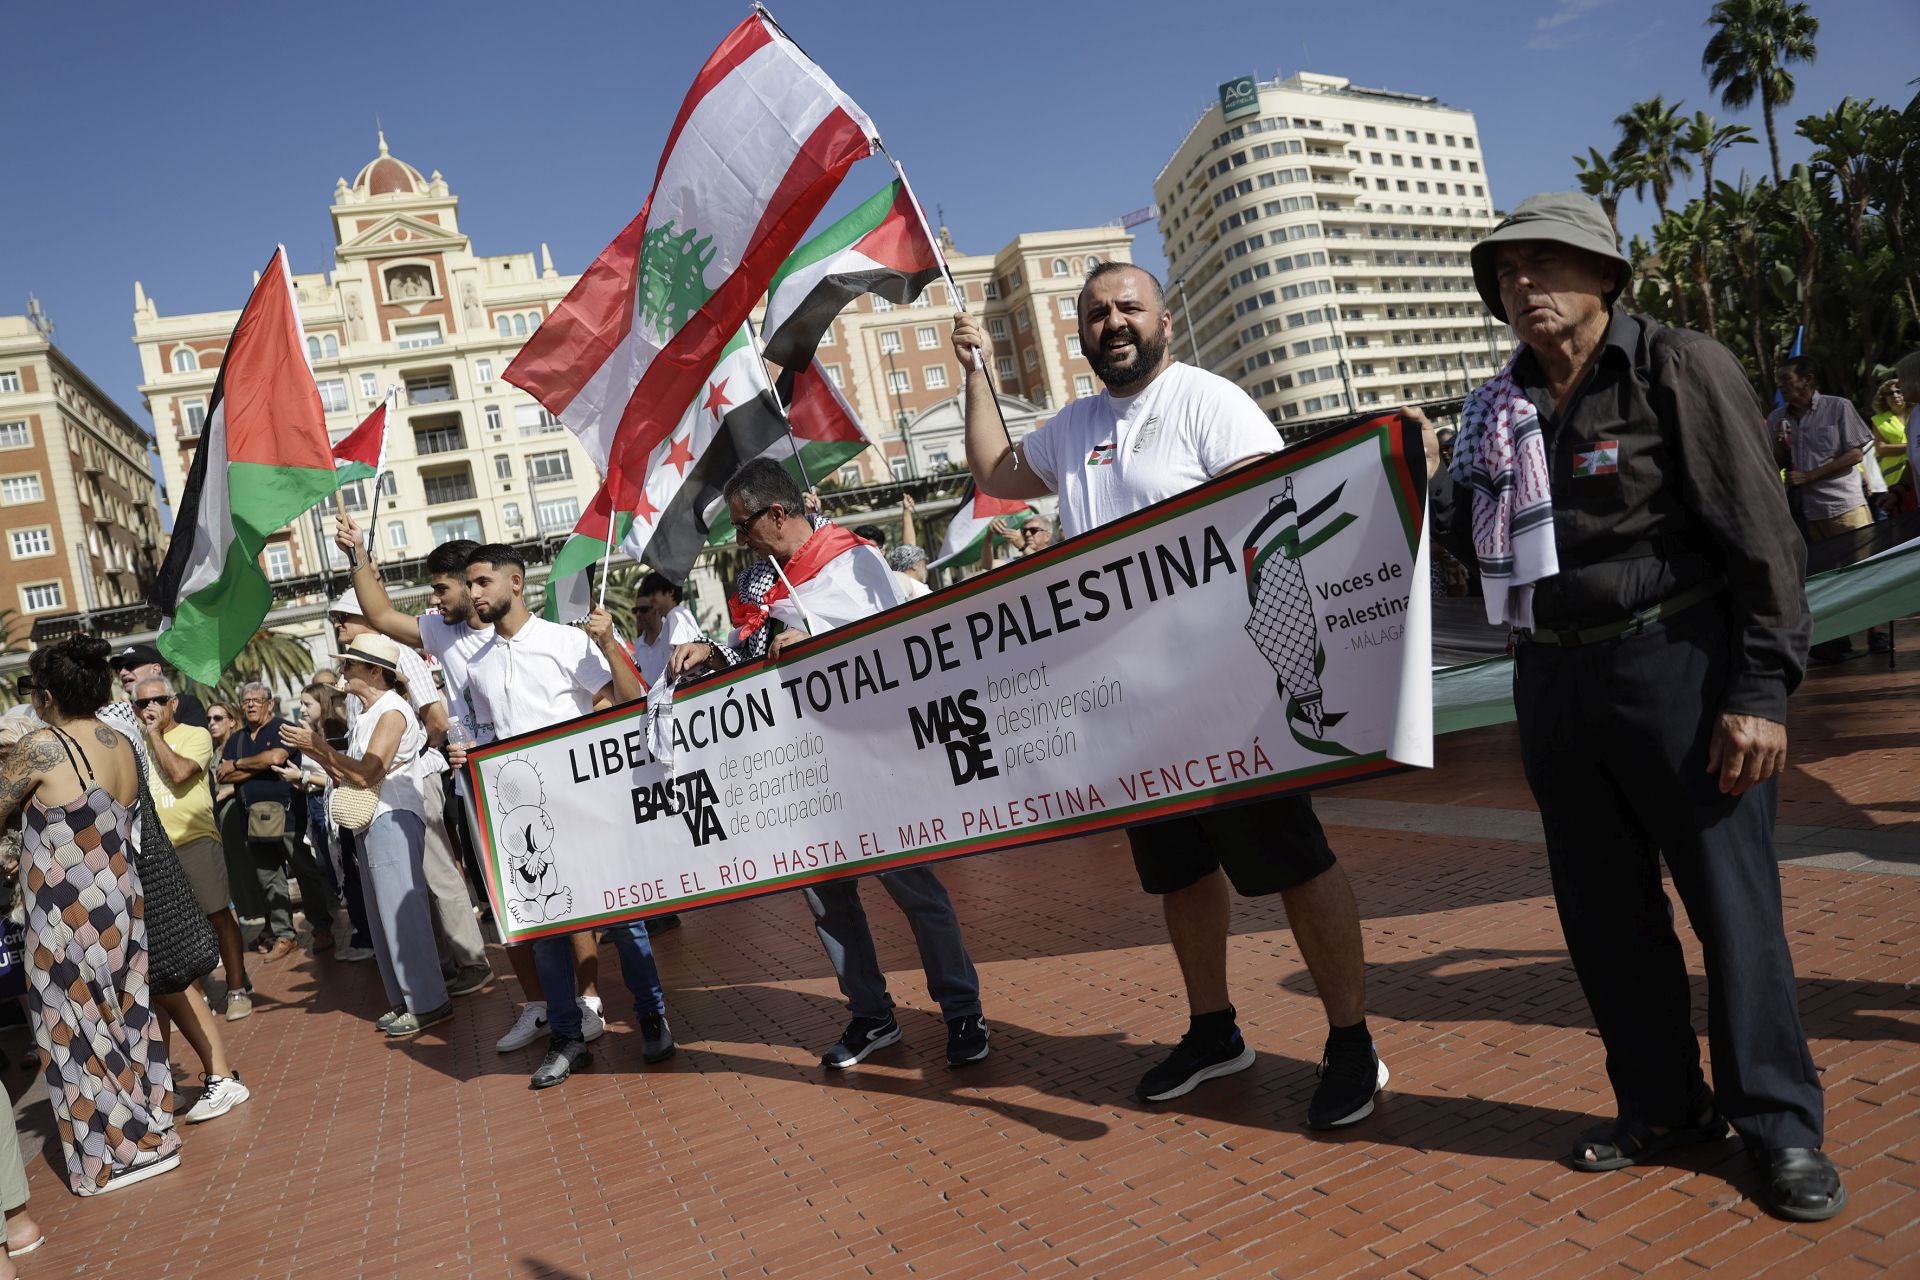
left=1154, top=73, right=1509, bottom=435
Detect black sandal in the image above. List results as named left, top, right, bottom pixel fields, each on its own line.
left=1569, top=1104, right=1728, bottom=1172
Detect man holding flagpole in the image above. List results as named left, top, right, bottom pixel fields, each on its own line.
left=669, top=459, right=991, bottom=1069
left=952, top=262, right=1384, bottom=1128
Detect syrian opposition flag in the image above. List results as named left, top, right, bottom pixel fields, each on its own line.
left=331, top=398, right=389, bottom=487
left=505, top=11, right=877, bottom=517
left=761, top=179, right=944, bottom=370
left=702, top=359, right=876, bottom=546
left=150, top=247, right=336, bottom=684
left=930, top=484, right=1035, bottom=569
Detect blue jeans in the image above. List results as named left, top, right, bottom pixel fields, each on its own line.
left=533, top=923, right=665, bottom=1041
left=360, top=811, right=448, bottom=1015
left=802, top=868, right=981, bottom=1023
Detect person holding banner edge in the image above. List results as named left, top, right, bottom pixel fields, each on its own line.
left=951, top=262, right=1389, bottom=1129
left=450, top=545, right=671, bottom=1089
left=668, top=460, right=992, bottom=1071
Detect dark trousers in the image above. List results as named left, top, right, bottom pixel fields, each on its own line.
left=253, top=831, right=341, bottom=943
left=336, top=828, right=373, bottom=949
left=1515, top=601, right=1823, bottom=1151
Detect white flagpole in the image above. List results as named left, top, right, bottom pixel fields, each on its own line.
left=769, top=555, right=819, bottom=635
left=595, top=468, right=621, bottom=612
left=745, top=318, right=814, bottom=493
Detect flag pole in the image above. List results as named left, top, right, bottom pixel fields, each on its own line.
left=769, top=555, right=819, bottom=635
left=596, top=463, right=621, bottom=612
left=746, top=318, right=814, bottom=492
left=879, top=146, right=1020, bottom=470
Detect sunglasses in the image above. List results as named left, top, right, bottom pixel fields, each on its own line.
left=16, top=677, right=40, bottom=693
left=735, top=504, right=779, bottom=543
left=134, top=696, right=172, bottom=710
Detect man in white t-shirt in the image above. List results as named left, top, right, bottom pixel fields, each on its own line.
left=456, top=543, right=670, bottom=1089
left=953, top=262, right=1384, bottom=1129
left=628, top=572, right=706, bottom=690
left=335, top=514, right=600, bottom=1060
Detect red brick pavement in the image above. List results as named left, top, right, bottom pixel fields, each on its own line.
left=5, top=654, right=1916, bottom=1278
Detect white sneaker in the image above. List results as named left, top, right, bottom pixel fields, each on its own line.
left=495, top=1001, right=549, bottom=1052
left=579, top=998, right=606, bottom=1043
left=184, top=1074, right=250, bottom=1124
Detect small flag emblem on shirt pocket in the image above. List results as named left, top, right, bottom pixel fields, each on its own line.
left=1571, top=440, right=1620, bottom=477
left=1087, top=441, right=1117, bottom=466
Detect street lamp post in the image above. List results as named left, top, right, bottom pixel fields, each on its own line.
left=1168, top=273, right=1203, bottom=364
left=882, top=347, right=916, bottom=479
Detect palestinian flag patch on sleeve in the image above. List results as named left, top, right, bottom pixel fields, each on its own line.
left=1571, top=440, right=1620, bottom=477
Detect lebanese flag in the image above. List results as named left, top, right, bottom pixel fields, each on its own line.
left=505, top=12, right=877, bottom=512
left=151, top=247, right=337, bottom=683
left=702, top=359, right=876, bottom=546
left=761, top=180, right=945, bottom=370
left=930, top=484, right=1035, bottom=569
left=331, top=397, right=389, bottom=486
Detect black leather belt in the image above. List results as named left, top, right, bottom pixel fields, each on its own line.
left=1518, top=577, right=1726, bottom=648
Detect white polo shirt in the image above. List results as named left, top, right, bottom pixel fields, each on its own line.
left=465, top=614, right=614, bottom=742
left=418, top=610, right=495, bottom=744
left=1019, top=362, right=1282, bottom=536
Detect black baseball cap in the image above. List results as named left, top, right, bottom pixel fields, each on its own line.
left=110, top=643, right=164, bottom=670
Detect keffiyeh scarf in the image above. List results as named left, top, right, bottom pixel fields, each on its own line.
left=1450, top=351, right=1559, bottom=629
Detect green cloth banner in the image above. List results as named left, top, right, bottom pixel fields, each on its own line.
left=1434, top=538, right=1920, bottom=736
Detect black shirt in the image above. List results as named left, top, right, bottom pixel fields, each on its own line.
left=173, top=690, right=208, bottom=730
left=1443, top=312, right=1809, bottom=721
left=223, top=717, right=299, bottom=810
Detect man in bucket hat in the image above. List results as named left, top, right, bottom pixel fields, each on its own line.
left=1435, top=193, right=1841, bottom=1220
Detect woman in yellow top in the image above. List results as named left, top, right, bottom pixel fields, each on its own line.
left=1870, top=379, right=1909, bottom=515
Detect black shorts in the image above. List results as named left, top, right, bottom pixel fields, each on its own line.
left=1127, top=794, right=1335, bottom=897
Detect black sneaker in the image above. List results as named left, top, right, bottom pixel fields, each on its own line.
left=820, top=1015, right=902, bottom=1069
left=645, top=914, right=682, bottom=934
left=946, top=1016, right=991, bottom=1066
left=639, top=1014, right=676, bottom=1064
left=1136, top=1027, right=1256, bottom=1102
left=530, top=1037, right=591, bottom=1090
left=1307, top=1036, right=1388, bottom=1129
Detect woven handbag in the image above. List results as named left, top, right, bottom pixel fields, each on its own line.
left=329, top=785, right=379, bottom=833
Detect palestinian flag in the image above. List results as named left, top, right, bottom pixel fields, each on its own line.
left=930, top=484, right=1035, bottom=569
left=761, top=180, right=945, bottom=370
left=151, top=247, right=335, bottom=684
left=505, top=11, right=877, bottom=516
left=331, top=398, right=389, bottom=487
left=731, top=523, right=895, bottom=643
left=702, top=359, right=875, bottom=546
left=541, top=326, right=787, bottom=617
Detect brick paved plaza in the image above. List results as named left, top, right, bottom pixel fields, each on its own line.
left=6, top=653, right=1917, bottom=1278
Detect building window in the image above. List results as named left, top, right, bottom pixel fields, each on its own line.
left=1051, top=258, right=1070, bottom=277
left=395, top=322, right=444, bottom=349
left=405, top=371, right=454, bottom=405
left=172, top=349, right=198, bottom=373
left=818, top=327, right=837, bottom=347
left=20, top=582, right=63, bottom=613
left=887, top=370, right=910, bottom=395
left=317, top=379, right=350, bottom=413
left=324, top=334, right=339, bottom=358
left=1086, top=254, right=1100, bottom=268
left=996, top=356, right=1016, bottom=380
left=0, top=372, right=18, bottom=393
left=823, top=364, right=843, bottom=387
left=911, top=291, right=931, bottom=309
left=377, top=472, right=397, bottom=498
left=9, top=527, right=53, bottom=558
left=386, top=521, right=409, bottom=548
left=494, top=453, right=513, bottom=480
left=527, top=450, right=573, bottom=483
left=428, top=513, right=483, bottom=543
left=923, top=365, right=948, bottom=390
left=338, top=480, right=369, bottom=511
left=982, top=280, right=1000, bottom=301
left=514, top=404, right=561, bottom=435
left=890, top=457, right=909, bottom=480
left=987, top=318, right=1009, bottom=341
left=1016, top=309, right=1031, bottom=332
left=916, top=326, right=939, bottom=350
left=879, top=330, right=902, bottom=354
left=497, top=316, right=514, bottom=338
left=1024, top=348, right=1039, bottom=370
left=475, top=358, right=494, bottom=384
left=484, top=405, right=503, bottom=432
left=536, top=497, right=580, bottom=533
left=838, top=465, right=861, bottom=486
left=502, top=502, right=523, bottom=532
left=413, top=422, right=466, bottom=455
left=422, top=466, right=477, bottom=506
left=1057, top=297, right=1078, bottom=319
left=307, top=337, right=323, bottom=361
left=263, top=543, right=293, bottom=581
left=871, top=297, right=894, bottom=313
left=1073, top=375, right=1094, bottom=398
left=0, top=474, right=44, bottom=504
left=359, top=372, right=379, bottom=399
left=0, top=421, right=29, bottom=449
left=1066, top=336, right=1082, bottom=357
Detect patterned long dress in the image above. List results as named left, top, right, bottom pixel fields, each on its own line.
left=21, top=758, right=180, bottom=1195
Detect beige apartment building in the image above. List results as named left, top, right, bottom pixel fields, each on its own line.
left=135, top=133, right=600, bottom=581
left=1154, top=72, right=1509, bottom=434
left=791, top=223, right=1134, bottom=484
left=0, top=310, right=165, bottom=644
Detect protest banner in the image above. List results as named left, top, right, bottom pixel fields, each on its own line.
left=465, top=411, right=1432, bottom=943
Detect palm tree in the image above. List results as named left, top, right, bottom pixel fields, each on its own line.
left=1702, top=0, right=1820, bottom=184
left=1769, top=164, right=1827, bottom=337
left=1679, top=110, right=1757, bottom=198
left=1798, top=97, right=1886, bottom=255
left=192, top=627, right=323, bottom=708
left=1573, top=147, right=1639, bottom=249
left=1660, top=201, right=1723, bottom=336
left=1711, top=176, right=1776, bottom=379
left=1613, top=96, right=1693, bottom=220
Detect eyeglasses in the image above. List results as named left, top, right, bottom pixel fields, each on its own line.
left=735, top=505, right=779, bottom=543
left=16, top=677, right=40, bottom=693
left=134, top=696, right=172, bottom=710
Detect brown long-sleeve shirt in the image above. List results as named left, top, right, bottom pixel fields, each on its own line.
left=1442, top=312, right=1809, bottom=721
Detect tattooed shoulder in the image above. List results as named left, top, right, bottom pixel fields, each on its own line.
left=22, top=733, right=65, bottom=772
left=93, top=725, right=121, bottom=747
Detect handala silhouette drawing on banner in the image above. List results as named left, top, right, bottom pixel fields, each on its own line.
left=1242, top=476, right=1358, bottom=757
left=493, top=759, right=571, bottom=924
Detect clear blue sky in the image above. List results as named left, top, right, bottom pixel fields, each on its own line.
left=3, top=0, right=1914, bottom=510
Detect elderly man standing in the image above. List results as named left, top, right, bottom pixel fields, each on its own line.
left=1443, top=193, right=1840, bottom=1220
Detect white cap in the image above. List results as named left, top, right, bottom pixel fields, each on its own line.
left=332, top=585, right=365, bottom=618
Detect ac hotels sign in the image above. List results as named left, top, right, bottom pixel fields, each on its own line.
left=1219, top=75, right=1260, bottom=122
